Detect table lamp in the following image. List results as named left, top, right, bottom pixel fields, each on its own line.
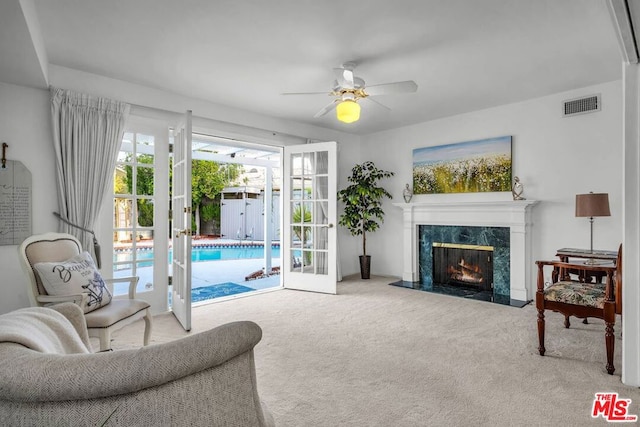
left=575, top=192, right=610, bottom=264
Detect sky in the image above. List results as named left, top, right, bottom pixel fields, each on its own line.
left=412, top=136, right=512, bottom=166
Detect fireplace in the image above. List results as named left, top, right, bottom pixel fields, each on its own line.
left=432, top=243, right=493, bottom=292
left=392, top=199, right=538, bottom=305
left=418, top=225, right=508, bottom=303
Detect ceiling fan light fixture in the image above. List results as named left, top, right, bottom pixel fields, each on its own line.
left=336, top=100, right=360, bottom=123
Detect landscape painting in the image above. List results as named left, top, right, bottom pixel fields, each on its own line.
left=412, top=136, right=512, bottom=194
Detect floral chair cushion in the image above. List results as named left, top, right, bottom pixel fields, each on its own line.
left=544, top=280, right=606, bottom=309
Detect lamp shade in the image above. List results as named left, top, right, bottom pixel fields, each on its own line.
left=336, top=100, right=360, bottom=123
left=575, top=192, right=611, bottom=217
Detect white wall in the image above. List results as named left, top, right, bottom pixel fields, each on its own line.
left=621, top=62, right=640, bottom=386
left=336, top=137, right=363, bottom=277
left=361, top=80, right=623, bottom=280
left=0, top=82, right=57, bottom=313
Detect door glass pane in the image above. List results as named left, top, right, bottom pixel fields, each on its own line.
left=114, top=262, right=132, bottom=273
left=291, top=177, right=303, bottom=200
left=136, top=260, right=154, bottom=292
left=136, top=134, right=155, bottom=161
left=114, top=168, right=131, bottom=195
left=302, top=201, right=313, bottom=223
left=316, top=202, right=328, bottom=225
left=136, top=165, right=154, bottom=196
left=300, top=226, right=310, bottom=248
left=291, top=224, right=303, bottom=248
left=290, top=249, right=302, bottom=272
left=316, top=176, right=328, bottom=200
left=113, top=264, right=133, bottom=293
left=303, top=179, right=312, bottom=199
left=136, top=199, right=154, bottom=227
left=316, top=151, right=328, bottom=174
left=303, top=152, right=314, bottom=174
left=291, top=201, right=301, bottom=224
left=292, top=153, right=303, bottom=176
left=289, top=202, right=303, bottom=248
left=316, top=226, right=328, bottom=250
left=117, top=151, right=130, bottom=163
left=302, top=250, right=313, bottom=269
left=315, top=252, right=328, bottom=275
left=123, top=132, right=134, bottom=143
left=114, top=198, right=133, bottom=228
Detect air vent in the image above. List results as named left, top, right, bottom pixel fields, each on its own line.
left=563, top=94, right=601, bottom=117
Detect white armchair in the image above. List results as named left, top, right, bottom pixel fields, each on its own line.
left=0, top=303, right=275, bottom=426
left=18, top=232, right=152, bottom=351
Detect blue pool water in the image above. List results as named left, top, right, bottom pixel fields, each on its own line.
left=114, top=245, right=280, bottom=267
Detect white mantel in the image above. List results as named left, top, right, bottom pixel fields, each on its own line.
left=393, top=200, right=538, bottom=301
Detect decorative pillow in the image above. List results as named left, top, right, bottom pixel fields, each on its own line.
left=33, top=252, right=112, bottom=313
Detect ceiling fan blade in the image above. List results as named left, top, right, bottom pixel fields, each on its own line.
left=365, top=80, right=418, bottom=96
left=282, top=91, right=329, bottom=96
left=333, top=67, right=355, bottom=89
left=313, top=101, right=337, bottom=118
left=365, top=97, right=391, bottom=110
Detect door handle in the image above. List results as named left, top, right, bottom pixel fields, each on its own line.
left=320, top=223, right=334, bottom=228
left=175, top=228, right=191, bottom=238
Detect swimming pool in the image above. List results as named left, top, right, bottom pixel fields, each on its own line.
left=114, top=245, right=281, bottom=267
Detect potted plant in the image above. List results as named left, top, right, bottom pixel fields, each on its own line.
left=338, top=161, right=394, bottom=279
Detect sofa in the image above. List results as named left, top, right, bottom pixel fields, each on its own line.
left=0, top=303, right=275, bottom=426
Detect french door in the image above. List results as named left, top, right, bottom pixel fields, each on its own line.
left=171, top=111, right=193, bottom=331
left=106, top=116, right=169, bottom=315
left=283, top=141, right=337, bottom=294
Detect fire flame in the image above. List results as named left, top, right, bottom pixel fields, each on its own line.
left=447, top=258, right=484, bottom=284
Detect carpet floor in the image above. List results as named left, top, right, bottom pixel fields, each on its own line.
left=110, top=275, right=640, bottom=426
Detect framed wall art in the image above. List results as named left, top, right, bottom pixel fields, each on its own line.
left=412, top=135, right=512, bottom=194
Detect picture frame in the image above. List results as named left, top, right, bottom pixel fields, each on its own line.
left=412, top=136, right=512, bottom=194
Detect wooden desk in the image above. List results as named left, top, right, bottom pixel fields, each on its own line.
left=556, top=248, right=618, bottom=264
left=555, top=248, right=617, bottom=283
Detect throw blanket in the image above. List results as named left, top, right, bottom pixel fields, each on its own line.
left=0, top=307, right=90, bottom=354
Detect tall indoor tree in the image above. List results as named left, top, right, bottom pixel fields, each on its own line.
left=338, top=161, right=394, bottom=279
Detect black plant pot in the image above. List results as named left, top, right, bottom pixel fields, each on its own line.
left=359, top=255, right=371, bottom=279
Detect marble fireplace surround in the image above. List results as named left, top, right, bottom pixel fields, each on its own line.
left=393, top=200, right=538, bottom=302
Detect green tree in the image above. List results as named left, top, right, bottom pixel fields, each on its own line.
left=190, top=161, right=242, bottom=235
left=122, top=154, right=154, bottom=227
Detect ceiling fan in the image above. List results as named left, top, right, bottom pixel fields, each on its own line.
left=282, top=62, right=418, bottom=124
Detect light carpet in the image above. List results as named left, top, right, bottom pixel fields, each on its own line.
left=110, top=276, right=640, bottom=426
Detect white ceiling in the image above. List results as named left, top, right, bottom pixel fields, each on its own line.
left=1, top=0, right=623, bottom=135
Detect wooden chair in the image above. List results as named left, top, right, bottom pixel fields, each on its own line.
left=18, top=232, right=152, bottom=351
left=535, top=244, right=622, bottom=374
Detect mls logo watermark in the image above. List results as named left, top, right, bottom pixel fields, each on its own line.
left=592, top=393, right=638, bottom=422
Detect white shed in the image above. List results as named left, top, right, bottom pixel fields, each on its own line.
left=220, top=187, right=280, bottom=242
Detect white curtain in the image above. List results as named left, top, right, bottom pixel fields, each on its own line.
left=50, top=87, right=130, bottom=262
